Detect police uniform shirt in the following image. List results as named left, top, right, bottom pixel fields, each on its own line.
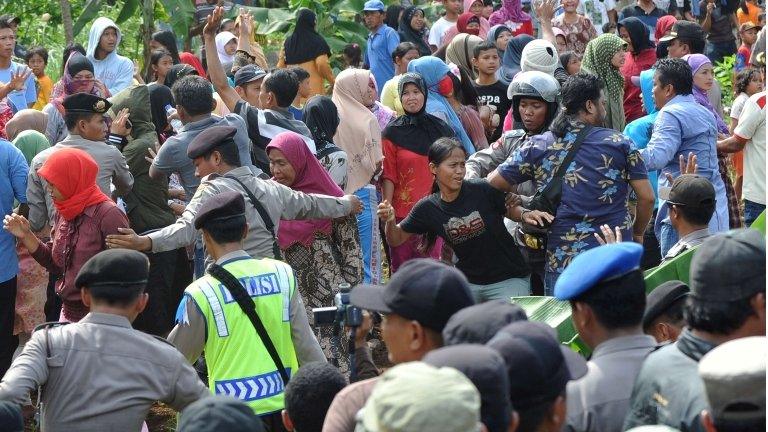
left=662, top=228, right=711, bottom=262
left=0, top=313, right=208, bottom=431
left=147, top=166, right=354, bottom=260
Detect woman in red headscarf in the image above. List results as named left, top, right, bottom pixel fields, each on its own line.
left=266, top=131, right=363, bottom=372
left=440, top=11, right=489, bottom=47
left=3, top=148, right=128, bottom=322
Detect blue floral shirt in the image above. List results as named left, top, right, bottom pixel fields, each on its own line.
left=497, top=122, right=648, bottom=275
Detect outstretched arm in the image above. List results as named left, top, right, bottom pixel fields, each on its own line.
left=203, top=6, right=243, bottom=112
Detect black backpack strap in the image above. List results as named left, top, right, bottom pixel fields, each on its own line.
left=223, top=174, right=282, bottom=260
left=551, top=125, right=592, bottom=182
left=208, top=263, right=290, bottom=385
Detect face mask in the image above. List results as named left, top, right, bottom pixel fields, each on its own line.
left=437, top=75, right=454, bottom=97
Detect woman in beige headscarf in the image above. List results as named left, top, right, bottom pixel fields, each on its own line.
left=446, top=34, right=484, bottom=80
left=6, top=109, right=49, bottom=142
left=331, top=68, right=383, bottom=284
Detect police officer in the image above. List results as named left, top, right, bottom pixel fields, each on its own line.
left=554, top=242, right=657, bottom=432
left=105, top=125, right=362, bottom=263
left=167, top=191, right=324, bottom=431
left=465, top=71, right=560, bottom=294
left=0, top=249, right=209, bottom=431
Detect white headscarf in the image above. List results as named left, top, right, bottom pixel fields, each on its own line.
left=215, top=31, right=237, bottom=64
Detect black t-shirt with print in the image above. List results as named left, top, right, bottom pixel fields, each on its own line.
left=400, top=178, right=530, bottom=285
left=474, top=80, right=513, bottom=143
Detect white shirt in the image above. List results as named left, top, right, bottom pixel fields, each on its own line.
left=729, top=92, right=750, bottom=120
left=577, top=0, right=616, bottom=34
left=429, top=17, right=456, bottom=47
left=734, top=91, right=766, bottom=205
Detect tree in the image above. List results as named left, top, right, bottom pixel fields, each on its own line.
left=60, top=0, right=74, bottom=45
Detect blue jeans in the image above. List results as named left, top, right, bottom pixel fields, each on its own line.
left=658, top=220, right=679, bottom=258
left=744, top=200, right=766, bottom=227
left=468, top=276, right=531, bottom=303
left=705, top=40, right=737, bottom=66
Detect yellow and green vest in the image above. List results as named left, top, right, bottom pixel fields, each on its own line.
left=186, top=257, right=299, bottom=415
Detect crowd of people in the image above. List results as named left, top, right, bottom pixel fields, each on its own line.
left=0, top=0, right=765, bottom=429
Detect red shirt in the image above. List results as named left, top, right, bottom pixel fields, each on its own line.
left=382, top=138, right=435, bottom=219
left=622, top=48, right=657, bottom=123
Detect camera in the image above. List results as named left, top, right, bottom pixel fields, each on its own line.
left=312, top=283, right=363, bottom=328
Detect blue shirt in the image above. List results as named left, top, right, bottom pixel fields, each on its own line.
left=364, top=24, right=400, bottom=96
left=624, top=112, right=660, bottom=209
left=0, top=62, right=37, bottom=113
left=0, top=139, right=29, bottom=282
left=640, top=94, right=729, bottom=238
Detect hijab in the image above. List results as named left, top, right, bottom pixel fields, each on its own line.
left=51, top=53, right=110, bottom=115
left=13, top=131, right=49, bottom=165
left=489, top=0, right=531, bottom=26
left=457, top=13, right=482, bottom=36
left=655, top=15, right=677, bottom=42
left=164, top=64, right=198, bottom=88
left=148, top=83, right=174, bottom=136
left=501, top=34, right=534, bottom=81
left=179, top=52, right=207, bottom=78
left=284, top=8, right=332, bottom=65
left=407, top=57, right=475, bottom=154
left=215, top=31, right=237, bottom=64
left=37, top=148, right=110, bottom=221
left=331, top=69, right=383, bottom=193
left=581, top=33, right=627, bottom=130
left=618, top=17, right=655, bottom=55
left=6, top=109, right=48, bottom=142
left=685, top=54, right=730, bottom=134
left=383, top=73, right=456, bottom=155
left=487, top=24, right=512, bottom=51
left=398, top=7, right=431, bottom=57
left=303, top=95, right=342, bottom=157
left=266, top=131, right=344, bottom=249
left=446, top=34, right=484, bottom=80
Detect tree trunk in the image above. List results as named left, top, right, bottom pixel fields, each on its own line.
left=60, top=0, right=74, bottom=45
left=141, top=0, right=156, bottom=79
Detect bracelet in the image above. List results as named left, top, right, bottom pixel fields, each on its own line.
left=520, top=208, right=531, bottom=221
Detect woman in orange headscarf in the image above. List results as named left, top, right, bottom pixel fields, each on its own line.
left=4, top=148, right=128, bottom=322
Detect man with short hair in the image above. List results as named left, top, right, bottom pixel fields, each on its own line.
left=661, top=174, right=716, bottom=261
left=620, top=0, right=678, bottom=36
left=442, top=300, right=528, bottom=345
left=624, top=229, right=766, bottom=430
left=0, top=249, right=210, bottom=430
left=643, top=280, right=690, bottom=344
left=640, top=58, right=728, bottom=257
left=362, top=0, right=400, bottom=94
left=85, top=17, right=134, bottom=95
left=0, top=17, right=35, bottom=112
left=660, top=21, right=708, bottom=58
left=282, top=362, right=347, bottom=432
left=698, top=0, right=738, bottom=65
left=554, top=242, right=657, bottom=432
left=699, top=336, right=766, bottom=432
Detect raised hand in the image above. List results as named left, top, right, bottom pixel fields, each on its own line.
left=3, top=213, right=31, bottom=239
left=203, top=6, right=225, bottom=39
left=105, top=227, right=152, bottom=251
left=6, top=67, right=31, bottom=92
left=110, top=108, right=131, bottom=136
left=594, top=224, right=622, bottom=245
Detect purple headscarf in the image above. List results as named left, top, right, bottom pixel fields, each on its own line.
left=489, top=0, right=531, bottom=26
left=684, top=54, right=729, bottom=134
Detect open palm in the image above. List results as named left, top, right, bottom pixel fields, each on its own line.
left=3, top=214, right=31, bottom=238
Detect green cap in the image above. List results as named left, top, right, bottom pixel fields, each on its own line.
left=357, top=362, right=481, bottom=432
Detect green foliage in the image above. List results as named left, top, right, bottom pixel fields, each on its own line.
left=714, top=54, right=736, bottom=108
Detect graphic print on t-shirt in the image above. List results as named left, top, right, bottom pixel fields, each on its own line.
left=444, top=211, right=486, bottom=243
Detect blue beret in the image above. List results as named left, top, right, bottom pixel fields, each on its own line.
left=554, top=242, right=644, bottom=300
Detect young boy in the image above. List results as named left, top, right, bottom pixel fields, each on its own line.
left=25, top=47, right=52, bottom=111
left=429, top=0, right=463, bottom=51
left=288, top=66, right=312, bottom=121
left=472, top=41, right=511, bottom=142
left=736, top=22, right=761, bottom=71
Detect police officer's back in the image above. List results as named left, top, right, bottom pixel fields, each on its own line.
left=0, top=249, right=209, bottom=431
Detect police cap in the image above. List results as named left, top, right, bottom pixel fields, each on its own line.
left=194, top=190, right=246, bottom=230
left=63, top=92, right=112, bottom=114
left=554, top=242, right=644, bottom=300
left=186, top=125, right=237, bottom=159
left=75, top=249, right=149, bottom=292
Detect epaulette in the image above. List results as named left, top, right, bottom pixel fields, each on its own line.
left=32, top=321, right=69, bottom=333
left=151, top=334, right=178, bottom=348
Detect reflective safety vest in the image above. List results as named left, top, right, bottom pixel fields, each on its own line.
left=186, top=257, right=299, bottom=415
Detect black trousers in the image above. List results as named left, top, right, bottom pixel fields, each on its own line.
left=133, top=248, right=192, bottom=336
left=0, top=277, right=18, bottom=378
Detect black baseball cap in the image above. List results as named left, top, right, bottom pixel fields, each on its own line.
left=487, top=321, right=588, bottom=410
left=659, top=174, right=715, bottom=208
left=443, top=300, right=528, bottom=345
left=178, top=396, right=265, bottom=432
left=659, top=21, right=705, bottom=43
left=350, top=258, right=475, bottom=332
left=690, top=229, right=766, bottom=302
left=643, top=280, right=690, bottom=329
left=234, top=64, right=267, bottom=88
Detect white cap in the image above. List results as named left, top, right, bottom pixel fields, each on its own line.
left=521, top=39, right=560, bottom=76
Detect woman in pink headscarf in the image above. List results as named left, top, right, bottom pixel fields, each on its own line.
left=266, top=131, right=363, bottom=371
left=489, top=0, right=534, bottom=35
left=441, top=0, right=492, bottom=46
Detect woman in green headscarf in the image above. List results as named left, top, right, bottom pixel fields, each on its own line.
left=580, top=34, right=628, bottom=131
left=13, top=130, right=50, bottom=165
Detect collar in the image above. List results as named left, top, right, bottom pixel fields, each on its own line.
left=667, top=94, right=696, bottom=106
left=675, top=327, right=718, bottom=362
left=181, top=114, right=215, bottom=131
left=79, top=312, right=133, bottom=329
left=225, top=166, right=253, bottom=178
left=633, top=3, right=661, bottom=13
left=679, top=228, right=710, bottom=243
left=61, top=134, right=107, bottom=146
left=269, top=106, right=294, bottom=119
left=591, top=334, right=657, bottom=359
left=369, top=24, right=388, bottom=38
left=215, top=249, right=251, bottom=265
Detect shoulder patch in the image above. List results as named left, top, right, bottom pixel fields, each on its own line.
left=757, top=95, right=766, bottom=109
left=151, top=334, right=177, bottom=348
left=33, top=321, right=69, bottom=333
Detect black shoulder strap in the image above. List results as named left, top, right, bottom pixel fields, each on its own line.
left=208, top=263, right=290, bottom=385
left=551, top=125, right=592, bottom=181
left=223, top=174, right=282, bottom=260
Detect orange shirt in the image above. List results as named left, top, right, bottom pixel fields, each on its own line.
left=737, top=2, right=761, bottom=26
left=32, top=74, right=53, bottom=111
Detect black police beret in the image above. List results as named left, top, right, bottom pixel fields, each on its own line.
left=75, top=249, right=149, bottom=289
left=194, top=190, right=246, bottom=230
left=642, top=280, right=690, bottom=329
left=187, top=125, right=238, bottom=159
left=63, top=92, right=112, bottom=114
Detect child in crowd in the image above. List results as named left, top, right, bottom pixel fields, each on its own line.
left=472, top=41, right=510, bottom=142
left=736, top=22, right=760, bottom=71
left=729, top=66, right=764, bottom=200
left=602, top=22, right=617, bottom=35
left=342, top=43, right=362, bottom=69
left=25, top=47, right=52, bottom=111
left=146, top=49, right=174, bottom=85
left=559, top=51, right=581, bottom=75
left=429, top=0, right=464, bottom=50
left=289, top=66, right=312, bottom=120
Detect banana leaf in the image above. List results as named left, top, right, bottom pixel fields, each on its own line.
left=511, top=296, right=592, bottom=356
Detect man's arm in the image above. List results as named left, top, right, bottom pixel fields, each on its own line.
left=167, top=296, right=207, bottom=364
left=465, top=139, right=514, bottom=179
left=0, top=329, right=49, bottom=405
left=275, top=181, right=356, bottom=221
left=640, top=110, right=682, bottom=172
left=289, top=286, right=326, bottom=365
left=9, top=146, right=28, bottom=206
left=630, top=178, right=655, bottom=243
left=204, top=6, right=243, bottom=113
left=109, top=147, right=134, bottom=197
left=165, top=353, right=210, bottom=412
left=721, top=96, right=762, bottom=153
left=26, top=164, right=50, bottom=232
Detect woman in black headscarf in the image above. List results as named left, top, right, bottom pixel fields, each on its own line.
left=381, top=72, right=456, bottom=271
left=163, top=64, right=198, bottom=89
left=303, top=95, right=348, bottom=190
left=500, top=34, right=534, bottom=83
left=398, top=6, right=431, bottom=56
left=278, top=8, right=335, bottom=99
